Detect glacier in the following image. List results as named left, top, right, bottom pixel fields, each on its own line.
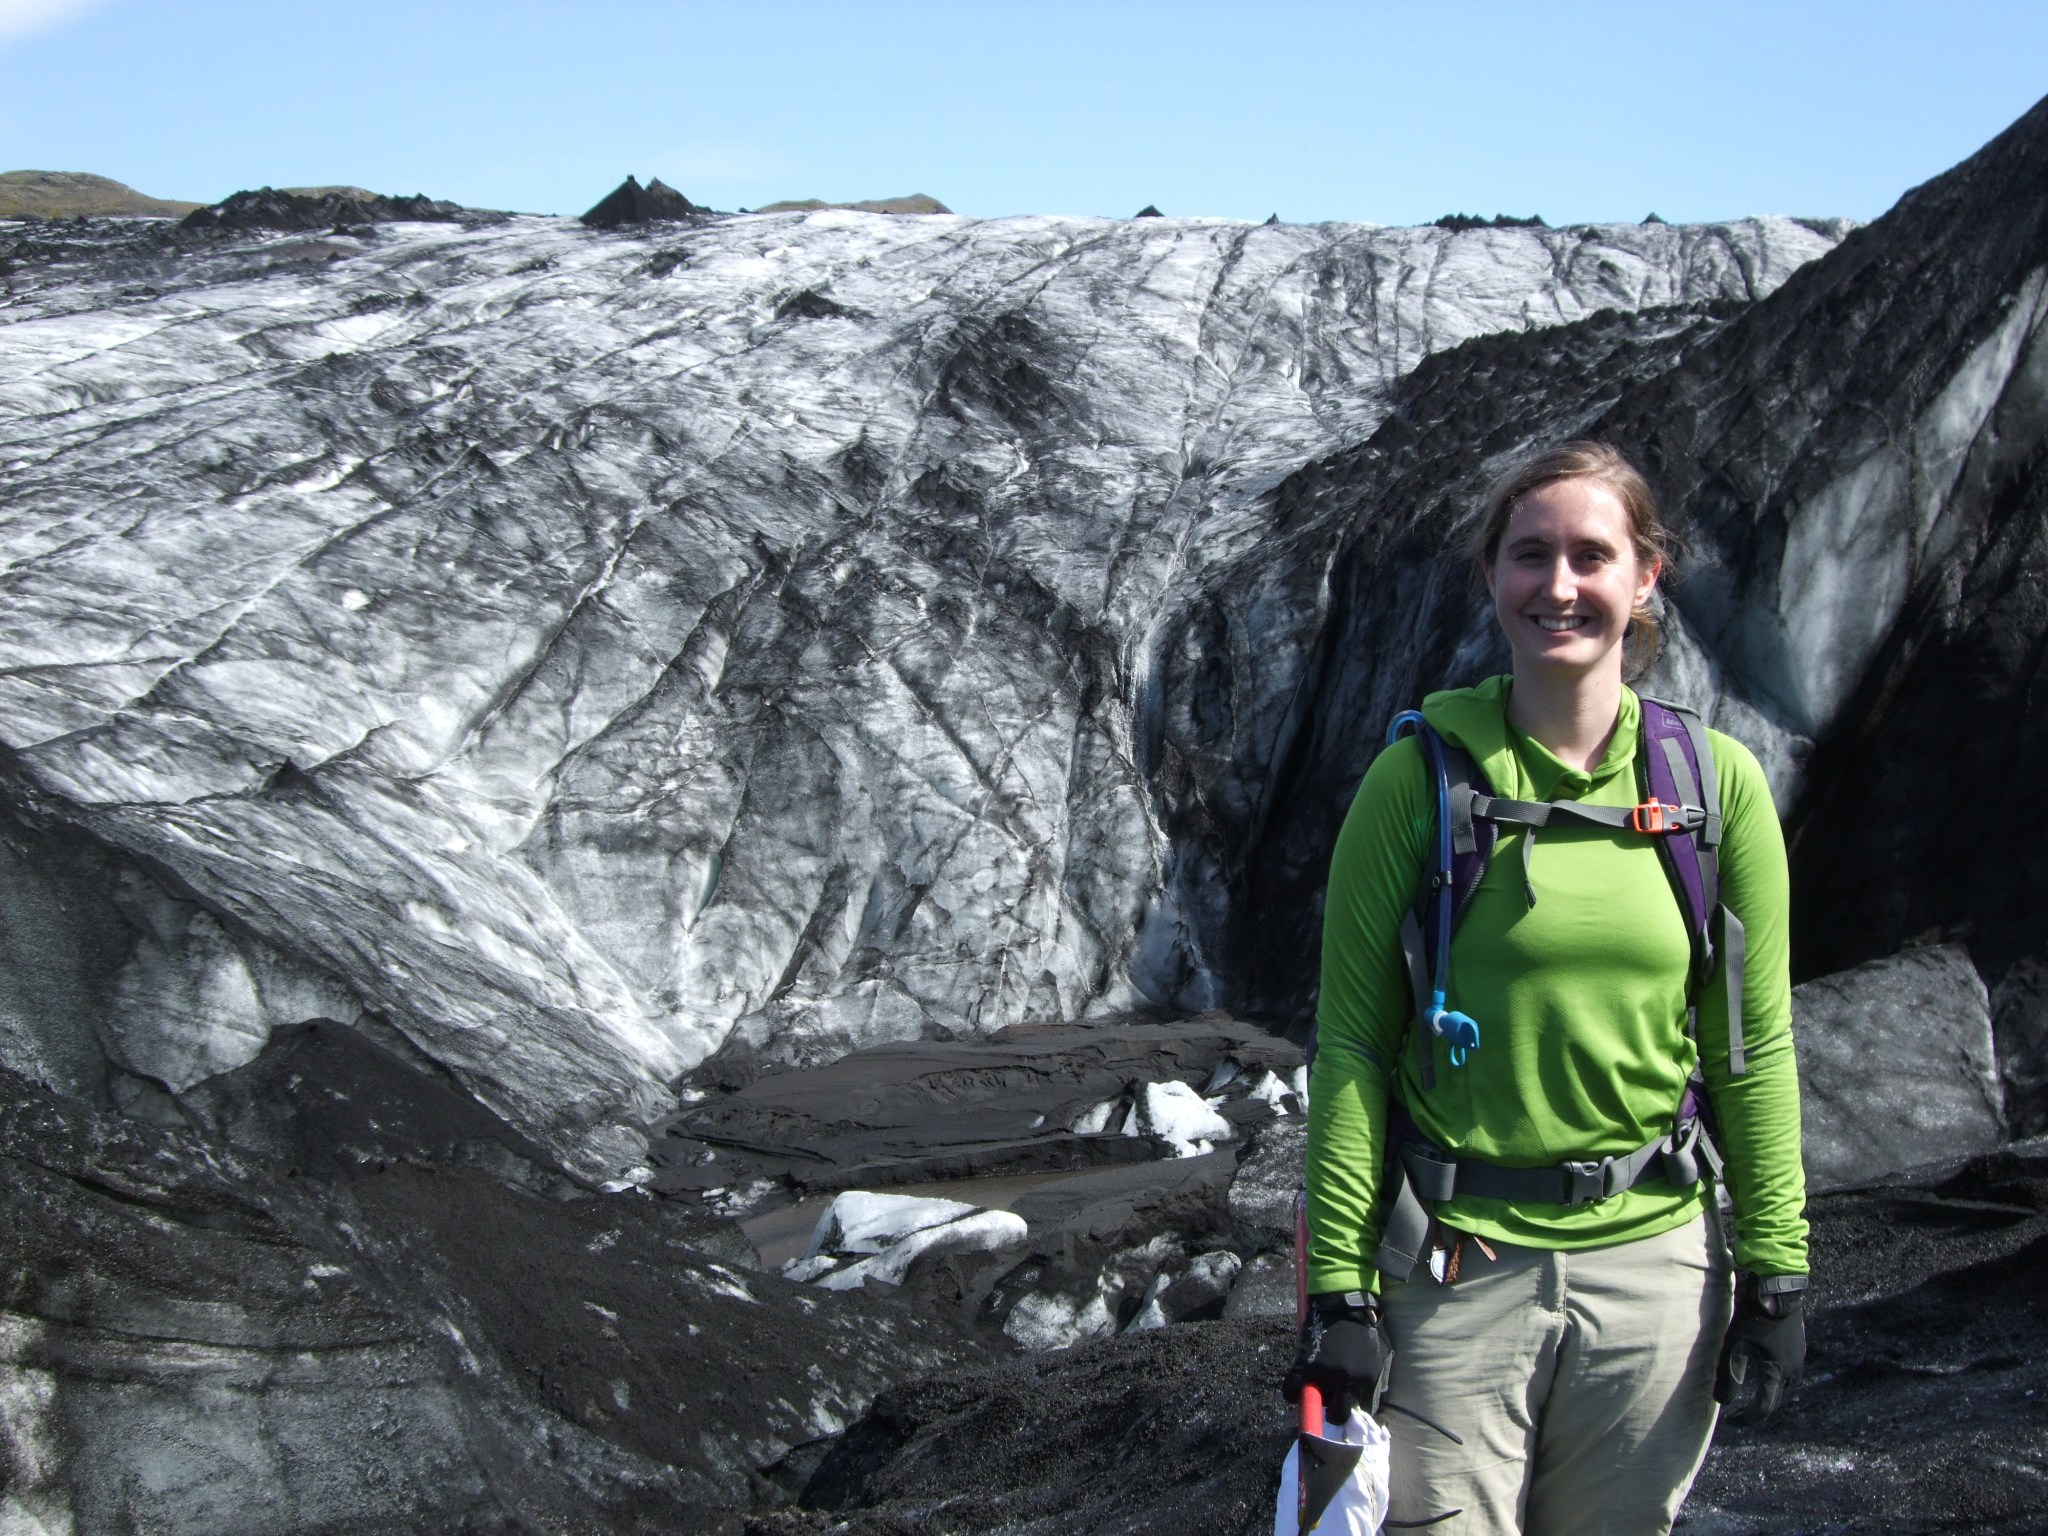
left=0, top=208, right=1843, bottom=1176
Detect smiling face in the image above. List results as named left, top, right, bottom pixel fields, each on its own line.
left=1485, top=475, right=1660, bottom=685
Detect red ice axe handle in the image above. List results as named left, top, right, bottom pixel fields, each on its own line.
left=1300, top=1381, right=1326, bottom=1436
left=1294, top=1189, right=1320, bottom=1530
left=1294, top=1189, right=1326, bottom=1437
left=1298, top=1380, right=1323, bottom=1534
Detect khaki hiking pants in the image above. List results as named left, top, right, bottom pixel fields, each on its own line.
left=1377, top=1211, right=1734, bottom=1536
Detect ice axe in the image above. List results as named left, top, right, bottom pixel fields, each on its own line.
left=1292, top=1191, right=1363, bottom=1534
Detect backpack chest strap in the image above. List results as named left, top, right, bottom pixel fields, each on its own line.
left=1464, top=792, right=1713, bottom=908
left=1467, top=793, right=1710, bottom=837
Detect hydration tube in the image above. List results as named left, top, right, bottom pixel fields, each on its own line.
left=1386, top=712, right=1481, bottom=1065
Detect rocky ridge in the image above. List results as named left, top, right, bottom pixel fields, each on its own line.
left=0, top=169, right=201, bottom=220
left=583, top=175, right=707, bottom=227
left=181, top=185, right=495, bottom=231
left=754, top=195, right=951, bottom=216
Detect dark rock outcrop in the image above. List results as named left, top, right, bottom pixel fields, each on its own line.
left=1153, top=296, right=1748, bottom=1020
left=0, top=1026, right=982, bottom=1532
left=1433, top=211, right=1547, bottom=230
left=1617, top=98, right=2048, bottom=1000
left=752, top=1318, right=1296, bottom=1536
left=582, top=175, right=704, bottom=227
left=1153, top=93, right=2048, bottom=1063
left=1792, top=944, right=2003, bottom=1189
left=181, top=186, right=484, bottom=231
left=654, top=1016, right=1298, bottom=1195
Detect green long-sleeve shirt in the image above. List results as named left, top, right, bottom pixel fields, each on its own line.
left=1306, top=677, right=1808, bottom=1293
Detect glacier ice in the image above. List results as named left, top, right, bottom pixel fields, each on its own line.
left=1130, top=1079, right=1233, bottom=1156
left=812, top=1209, right=1028, bottom=1291
left=0, top=210, right=1844, bottom=1172
left=803, top=1189, right=979, bottom=1257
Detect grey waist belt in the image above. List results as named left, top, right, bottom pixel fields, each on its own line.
left=1374, top=1118, right=1721, bottom=1282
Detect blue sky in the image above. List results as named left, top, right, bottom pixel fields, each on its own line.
left=2, top=0, right=2043, bottom=225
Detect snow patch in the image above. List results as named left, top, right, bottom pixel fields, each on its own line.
left=804, top=1189, right=978, bottom=1258
left=1002, top=1287, right=1119, bottom=1351
left=814, top=1210, right=1027, bottom=1291
left=1246, top=1069, right=1301, bottom=1115
left=1070, top=1097, right=1123, bottom=1135
left=1131, top=1079, right=1233, bottom=1156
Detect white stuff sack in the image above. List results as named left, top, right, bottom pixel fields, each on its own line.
left=1273, top=1407, right=1392, bottom=1535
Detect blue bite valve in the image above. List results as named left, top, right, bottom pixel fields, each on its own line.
left=1426, top=991, right=1482, bottom=1066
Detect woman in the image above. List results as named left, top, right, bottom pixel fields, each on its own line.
left=1284, top=442, right=1808, bottom=1535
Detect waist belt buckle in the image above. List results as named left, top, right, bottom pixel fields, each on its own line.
left=1562, top=1160, right=1612, bottom=1206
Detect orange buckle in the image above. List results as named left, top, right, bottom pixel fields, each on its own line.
left=1630, top=800, right=1672, bottom=834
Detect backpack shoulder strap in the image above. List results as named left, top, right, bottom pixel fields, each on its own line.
left=1389, top=721, right=1494, bottom=1092
left=1437, top=739, right=1495, bottom=923
left=1637, top=697, right=1747, bottom=1075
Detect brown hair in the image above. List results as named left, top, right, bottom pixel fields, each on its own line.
left=1469, top=440, right=1678, bottom=678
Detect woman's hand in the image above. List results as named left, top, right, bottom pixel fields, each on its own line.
left=1715, top=1273, right=1807, bottom=1424
left=1283, top=1292, right=1393, bottom=1418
